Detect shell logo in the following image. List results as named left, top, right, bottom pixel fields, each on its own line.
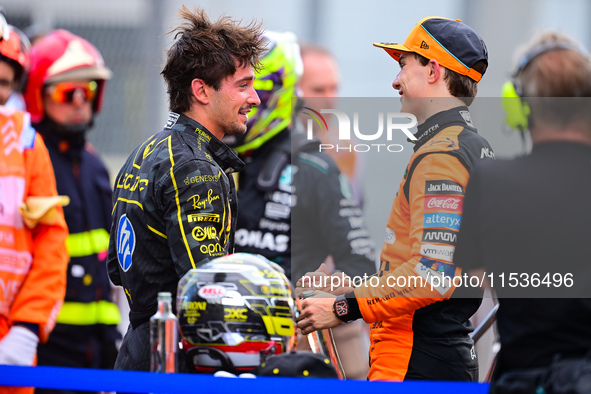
left=198, top=284, right=226, bottom=299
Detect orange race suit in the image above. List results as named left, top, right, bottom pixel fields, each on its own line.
left=0, top=107, right=68, bottom=393
left=341, top=106, right=494, bottom=381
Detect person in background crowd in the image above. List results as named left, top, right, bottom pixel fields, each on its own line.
left=107, top=6, right=265, bottom=371
left=297, top=16, right=493, bottom=382
left=23, top=23, right=49, bottom=47
left=297, top=43, right=372, bottom=379
left=0, top=11, right=30, bottom=111
left=23, top=30, right=121, bottom=391
left=0, top=14, right=69, bottom=394
left=454, top=31, right=591, bottom=393
left=298, top=43, right=365, bottom=207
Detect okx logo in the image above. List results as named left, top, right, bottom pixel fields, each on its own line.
left=117, top=214, right=136, bottom=272
left=302, top=107, right=418, bottom=153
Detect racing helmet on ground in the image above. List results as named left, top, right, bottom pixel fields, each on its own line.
left=177, top=253, right=296, bottom=374
left=224, top=30, right=303, bottom=155
left=23, top=29, right=111, bottom=124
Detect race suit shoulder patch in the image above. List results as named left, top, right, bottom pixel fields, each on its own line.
left=117, top=214, right=136, bottom=272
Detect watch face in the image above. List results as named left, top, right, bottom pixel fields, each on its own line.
left=335, top=299, right=348, bottom=317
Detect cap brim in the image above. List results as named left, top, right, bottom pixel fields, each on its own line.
left=373, top=42, right=412, bottom=61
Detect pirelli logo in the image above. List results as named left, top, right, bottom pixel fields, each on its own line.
left=188, top=213, right=220, bottom=223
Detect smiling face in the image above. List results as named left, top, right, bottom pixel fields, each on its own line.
left=392, top=52, right=432, bottom=115
left=206, top=64, right=261, bottom=139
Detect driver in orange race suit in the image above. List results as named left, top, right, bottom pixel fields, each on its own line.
left=296, top=17, right=494, bottom=382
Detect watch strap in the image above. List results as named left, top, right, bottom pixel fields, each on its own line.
left=333, top=292, right=362, bottom=322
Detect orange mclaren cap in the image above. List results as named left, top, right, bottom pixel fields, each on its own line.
left=374, top=16, right=488, bottom=82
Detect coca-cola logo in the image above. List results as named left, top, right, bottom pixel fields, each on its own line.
left=424, top=196, right=463, bottom=213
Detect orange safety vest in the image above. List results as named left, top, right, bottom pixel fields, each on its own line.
left=0, top=106, right=68, bottom=346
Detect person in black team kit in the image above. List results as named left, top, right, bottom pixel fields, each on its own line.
left=107, top=7, right=265, bottom=371
left=223, top=30, right=375, bottom=287
left=453, top=31, right=591, bottom=393
left=222, top=31, right=376, bottom=379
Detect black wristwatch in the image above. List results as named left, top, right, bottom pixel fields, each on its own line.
left=333, top=292, right=362, bottom=322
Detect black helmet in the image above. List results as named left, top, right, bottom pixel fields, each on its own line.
left=176, top=253, right=296, bottom=374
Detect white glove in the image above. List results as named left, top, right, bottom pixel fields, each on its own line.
left=0, top=326, right=39, bottom=366
left=214, top=371, right=237, bottom=378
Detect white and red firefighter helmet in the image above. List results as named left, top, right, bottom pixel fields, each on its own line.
left=24, top=29, right=111, bottom=123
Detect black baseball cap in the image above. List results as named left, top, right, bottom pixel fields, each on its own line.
left=257, top=351, right=339, bottom=378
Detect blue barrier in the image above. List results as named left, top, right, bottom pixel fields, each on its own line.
left=0, top=365, right=491, bottom=393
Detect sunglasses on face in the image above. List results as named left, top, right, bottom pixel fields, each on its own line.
left=46, top=81, right=98, bottom=104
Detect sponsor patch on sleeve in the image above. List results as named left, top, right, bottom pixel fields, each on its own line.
left=424, top=195, right=463, bottom=213
left=425, top=180, right=464, bottom=196
left=423, top=212, right=461, bottom=231
left=421, top=229, right=458, bottom=246
left=384, top=227, right=396, bottom=245
left=420, top=243, right=455, bottom=263
left=414, top=257, right=456, bottom=295
left=117, top=214, right=136, bottom=272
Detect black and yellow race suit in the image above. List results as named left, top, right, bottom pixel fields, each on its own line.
left=107, top=112, right=243, bottom=371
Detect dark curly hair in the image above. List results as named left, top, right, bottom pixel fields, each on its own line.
left=162, top=6, right=266, bottom=113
